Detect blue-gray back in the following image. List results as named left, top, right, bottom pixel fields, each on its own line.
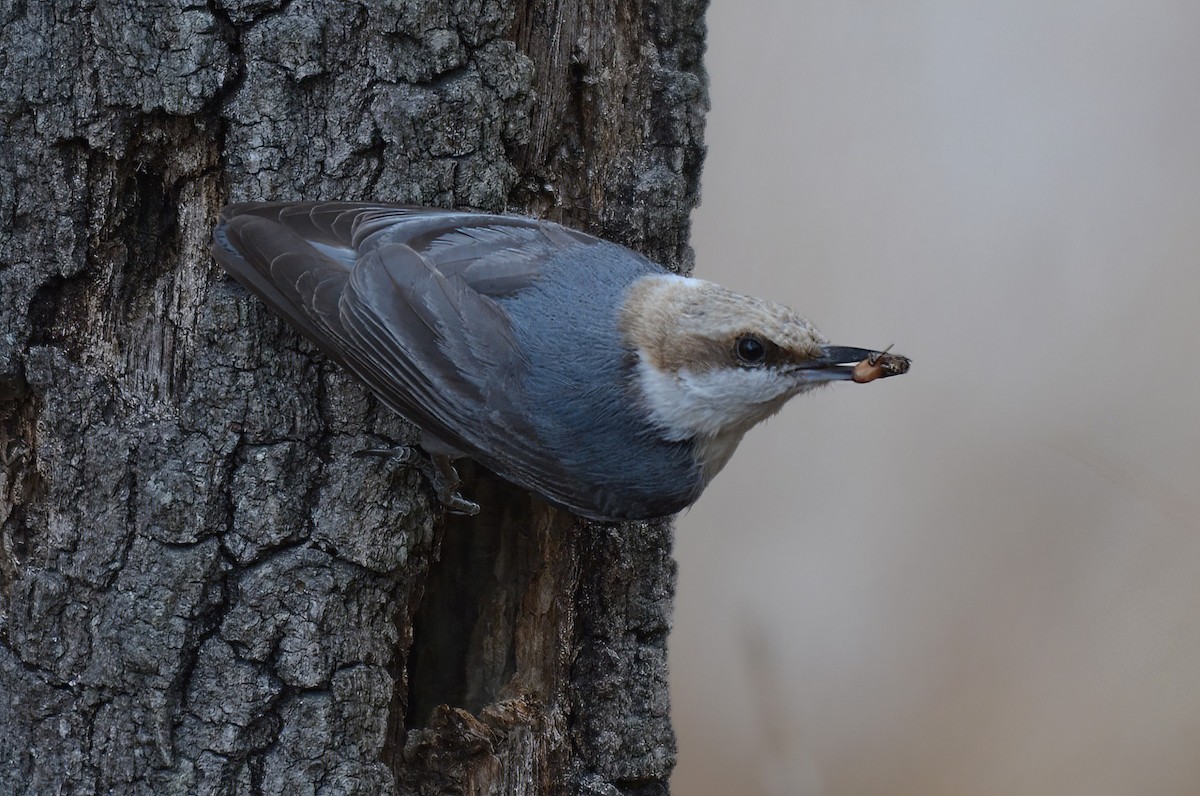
left=499, top=242, right=704, bottom=518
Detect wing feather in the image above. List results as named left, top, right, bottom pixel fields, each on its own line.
left=212, top=201, right=617, bottom=512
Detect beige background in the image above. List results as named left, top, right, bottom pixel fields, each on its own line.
left=671, top=2, right=1200, bottom=794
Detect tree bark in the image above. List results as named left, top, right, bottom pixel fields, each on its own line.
left=0, top=0, right=707, bottom=794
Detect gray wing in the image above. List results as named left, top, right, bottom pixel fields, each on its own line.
left=210, top=201, right=610, bottom=510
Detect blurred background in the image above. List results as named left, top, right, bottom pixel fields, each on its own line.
left=671, top=1, right=1200, bottom=794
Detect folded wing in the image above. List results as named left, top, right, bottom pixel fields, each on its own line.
left=211, top=201, right=615, bottom=513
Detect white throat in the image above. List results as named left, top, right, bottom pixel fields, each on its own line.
left=632, top=356, right=803, bottom=480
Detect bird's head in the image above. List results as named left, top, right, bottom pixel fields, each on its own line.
left=619, top=274, right=906, bottom=478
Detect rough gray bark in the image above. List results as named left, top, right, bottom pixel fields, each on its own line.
left=0, top=1, right=707, bottom=794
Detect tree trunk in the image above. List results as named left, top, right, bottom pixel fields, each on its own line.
left=0, top=1, right=707, bottom=793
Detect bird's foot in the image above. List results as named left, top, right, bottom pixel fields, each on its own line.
left=354, top=445, right=481, bottom=516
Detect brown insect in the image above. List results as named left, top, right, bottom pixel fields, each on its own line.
left=852, top=344, right=911, bottom=384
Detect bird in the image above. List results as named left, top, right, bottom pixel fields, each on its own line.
left=211, top=201, right=909, bottom=521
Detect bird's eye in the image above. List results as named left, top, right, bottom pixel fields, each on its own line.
left=735, top=335, right=766, bottom=365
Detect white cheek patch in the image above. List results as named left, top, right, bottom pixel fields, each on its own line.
left=633, top=357, right=801, bottom=441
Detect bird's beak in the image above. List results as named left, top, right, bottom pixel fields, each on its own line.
left=792, top=345, right=911, bottom=384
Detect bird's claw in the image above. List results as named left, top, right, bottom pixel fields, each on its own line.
left=443, top=493, right=481, bottom=516
left=354, top=444, right=480, bottom=516
left=354, top=445, right=420, bottom=463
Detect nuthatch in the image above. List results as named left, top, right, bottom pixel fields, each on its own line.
left=212, top=202, right=909, bottom=520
